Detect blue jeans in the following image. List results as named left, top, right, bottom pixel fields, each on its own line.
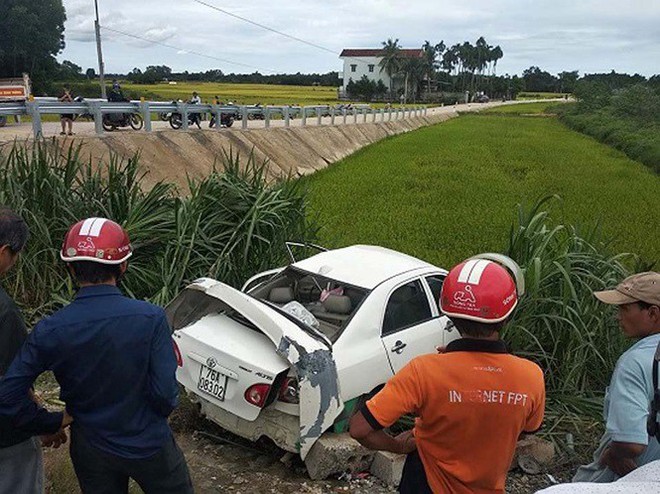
left=0, top=437, right=44, bottom=494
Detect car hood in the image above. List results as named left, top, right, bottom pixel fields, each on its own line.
left=184, top=278, right=344, bottom=459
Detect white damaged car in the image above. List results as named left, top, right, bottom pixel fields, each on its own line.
left=166, top=244, right=458, bottom=465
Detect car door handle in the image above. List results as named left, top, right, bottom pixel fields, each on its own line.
left=391, top=341, right=407, bottom=354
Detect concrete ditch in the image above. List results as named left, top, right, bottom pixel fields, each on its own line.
left=54, top=111, right=457, bottom=190
left=1, top=100, right=563, bottom=190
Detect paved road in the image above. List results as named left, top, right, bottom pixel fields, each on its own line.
left=0, top=100, right=554, bottom=143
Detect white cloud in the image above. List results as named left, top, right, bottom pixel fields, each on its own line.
left=60, top=0, right=660, bottom=76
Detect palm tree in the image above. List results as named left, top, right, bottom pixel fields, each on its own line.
left=401, top=56, right=426, bottom=103
left=422, top=40, right=443, bottom=96
left=379, top=38, right=402, bottom=100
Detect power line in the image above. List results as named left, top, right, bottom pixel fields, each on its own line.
left=190, top=0, right=338, bottom=55
left=101, top=25, right=279, bottom=74
left=189, top=0, right=375, bottom=65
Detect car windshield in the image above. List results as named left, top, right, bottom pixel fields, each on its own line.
left=247, top=267, right=369, bottom=342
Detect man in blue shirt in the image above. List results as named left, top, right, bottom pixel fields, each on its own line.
left=0, top=206, right=67, bottom=494
left=574, top=271, right=660, bottom=482
left=0, top=217, right=193, bottom=493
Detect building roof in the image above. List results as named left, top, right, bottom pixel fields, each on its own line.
left=339, top=49, right=424, bottom=59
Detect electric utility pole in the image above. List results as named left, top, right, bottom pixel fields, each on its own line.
left=94, top=0, right=106, bottom=99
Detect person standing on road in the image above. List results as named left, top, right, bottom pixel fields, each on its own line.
left=0, top=217, right=193, bottom=494
left=188, top=91, right=202, bottom=128
left=349, top=255, right=546, bottom=494
left=573, top=272, right=660, bottom=482
left=58, top=86, right=74, bottom=136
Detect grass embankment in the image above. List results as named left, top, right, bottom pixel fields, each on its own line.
left=483, top=102, right=561, bottom=114
left=305, top=113, right=659, bottom=266
left=557, top=84, right=660, bottom=173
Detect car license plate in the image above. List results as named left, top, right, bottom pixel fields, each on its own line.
left=197, top=364, right=228, bottom=401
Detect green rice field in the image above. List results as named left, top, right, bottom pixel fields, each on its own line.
left=305, top=113, right=660, bottom=266
left=122, top=82, right=340, bottom=106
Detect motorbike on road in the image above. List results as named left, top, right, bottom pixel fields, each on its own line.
left=169, top=111, right=203, bottom=129
left=208, top=112, right=235, bottom=128
left=102, top=112, right=143, bottom=132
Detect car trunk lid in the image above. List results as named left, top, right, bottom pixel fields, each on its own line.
left=167, top=278, right=344, bottom=459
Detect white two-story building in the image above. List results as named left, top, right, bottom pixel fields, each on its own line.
left=339, top=48, right=424, bottom=98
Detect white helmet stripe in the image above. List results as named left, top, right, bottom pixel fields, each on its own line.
left=88, top=218, right=107, bottom=237
left=79, top=217, right=107, bottom=237
left=457, top=259, right=490, bottom=284
left=457, top=259, right=478, bottom=283
left=467, top=259, right=490, bottom=284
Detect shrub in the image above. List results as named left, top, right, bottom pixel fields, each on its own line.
left=611, top=84, right=660, bottom=123
left=504, top=196, right=641, bottom=428
left=0, top=140, right=315, bottom=322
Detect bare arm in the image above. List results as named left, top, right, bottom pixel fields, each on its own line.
left=349, top=410, right=416, bottom=454
left=599, top=441, right=646, bottom=477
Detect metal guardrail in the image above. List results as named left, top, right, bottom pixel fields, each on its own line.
left=0, top=100, right=428, bottom=137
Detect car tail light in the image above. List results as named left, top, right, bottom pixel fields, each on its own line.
left=244, top=383, right=272, bottom=408
left=278, top=377, right=299, bottom=404
left=172, top=339, right=183, bottom=367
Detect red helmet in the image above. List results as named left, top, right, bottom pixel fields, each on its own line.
left=60, top=218, right=132, bottom=265
left=440, top=254, right=525, bottom=323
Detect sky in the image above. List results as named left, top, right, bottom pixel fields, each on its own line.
left=60, top=0, right=660, bottom=77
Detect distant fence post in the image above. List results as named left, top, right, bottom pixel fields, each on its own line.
left=264, top=107, right=271, bottom=128
left=353, top=109, right=358, bottom=124
left=372, top=109, right=376, bottom=123
left=213, top=106, right=222, bottom=131
left=178, top=102, right=189, bottom=130
left=141, top=101, right=151, bottom=132
left=316, top=107, right=322, bottom=126
left=342, top=109, right=347, bottom=125
left=93, top=102, right=103, bottom=134
left=284, top=106, right=290, bottom=127
left=26, top=101, right=43, bottom=138
left=330, top=107, right=335, bottom=125
left=380, top=108, right=384, bottom=122
left=301, top=107, right=307, bottom=126
left=241, top=106, right=248, bottom=130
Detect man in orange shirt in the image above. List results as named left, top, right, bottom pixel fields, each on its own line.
left=350, top=256, right=546, bottom=493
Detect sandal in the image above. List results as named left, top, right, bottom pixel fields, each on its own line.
left=60, top=132, right=66, bottom=135
left=68, top=132, right=74, bottom=136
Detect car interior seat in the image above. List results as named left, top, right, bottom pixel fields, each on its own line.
left=269, top=287, right=294, bottom=304
left=322, top=294, right=352, bottom=315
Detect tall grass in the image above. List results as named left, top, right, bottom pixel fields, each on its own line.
left=504, top=196, right=643, bottom=432
left=0, top=140, right=315, bottom=322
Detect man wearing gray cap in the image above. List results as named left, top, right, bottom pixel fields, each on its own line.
left=573, top=271, right=660, bottom=483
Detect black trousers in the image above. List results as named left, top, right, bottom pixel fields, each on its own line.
left=70, top=428, right=194, bottom=494
left=399, top=450, right=433, bottom=494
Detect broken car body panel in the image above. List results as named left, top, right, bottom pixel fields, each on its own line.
left=168, top=278, right=343, bottom=459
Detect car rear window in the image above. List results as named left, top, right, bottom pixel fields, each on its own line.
left=247, top=267, right=368, bottom=342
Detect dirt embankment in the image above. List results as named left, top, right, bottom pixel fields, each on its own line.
left=52, top=112, right=454, bottom=190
